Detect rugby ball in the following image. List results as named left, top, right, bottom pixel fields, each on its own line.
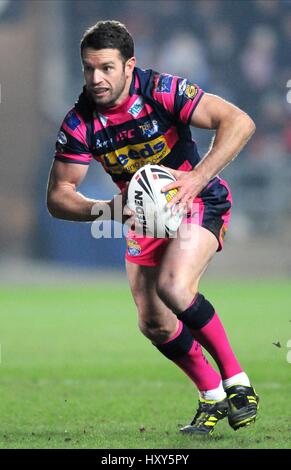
left=127, top=164, right=183, bottom=237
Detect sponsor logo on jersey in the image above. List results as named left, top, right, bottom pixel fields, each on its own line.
left=156, top=74, right=173, bottom=93
left=65, top=110, right=81, bottom=131
left=99, top=135, right=171, bottom=174
left=139, top=120, right=159, bottom=138
left=116, top=129, right=136, bottom=142
left=184, top=84, right=198, bottom=100
left=96, top=137, right=114, bottom=149
left=95, top=130, right=135, bottom=151
left=57, top=130, right=67, bottom=145
left=127, top=239, right=142, bottom=256
left=178, top=79, right=187, bottom=96
left=128, top=96, right=144, bottom=117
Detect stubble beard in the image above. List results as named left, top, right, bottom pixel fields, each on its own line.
left=89, top=73, right=127, bottom=108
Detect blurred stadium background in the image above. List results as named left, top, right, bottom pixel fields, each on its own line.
left=0, top=0, right=291, bottom=450
left=0, top=0, right=290, bottom=280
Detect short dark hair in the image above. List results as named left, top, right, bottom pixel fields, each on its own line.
left=80, top=20, right=134, bottom=62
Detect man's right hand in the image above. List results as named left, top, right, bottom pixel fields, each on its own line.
left=109, top=184, right=136, bottom=229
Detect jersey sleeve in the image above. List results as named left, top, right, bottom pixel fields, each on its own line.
left=151, top=73, right=204, bottom=124
left=54, top=108, right=92, bottom=165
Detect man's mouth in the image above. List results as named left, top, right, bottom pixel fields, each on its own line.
left=92, top=88, right=109, bottom=97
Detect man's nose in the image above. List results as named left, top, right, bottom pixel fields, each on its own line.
left=92, top=70, right=104, bottom=85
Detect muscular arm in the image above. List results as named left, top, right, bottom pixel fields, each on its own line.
left=163, top=93, right=256, bottom=210
left=189, top=93, right=256, bottom=186
left=46, top=161, right=110, bottom=222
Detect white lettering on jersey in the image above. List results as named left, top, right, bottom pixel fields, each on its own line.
left=128, top=97, right=144, bottom=118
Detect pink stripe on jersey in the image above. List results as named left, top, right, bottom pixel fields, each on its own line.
left=163, top=126, right=179, bottom=149
left=179, top=88, right=204, bottom=124
left=130, top=101, right=156, bottom=121
left=95, top=99, right=155, bottom=127
left=151, top=75, right=178, bottom=115
left=93, top=117, right=105, bottom=133
left=55, top=152, right=92, bottom=164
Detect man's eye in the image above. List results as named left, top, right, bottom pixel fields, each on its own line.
left=104, top=66, right=113, bottom=72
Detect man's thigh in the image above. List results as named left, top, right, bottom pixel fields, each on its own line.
left=158, top=224, right=219, bottom=310
left=126, top=261, right=178, bottom=341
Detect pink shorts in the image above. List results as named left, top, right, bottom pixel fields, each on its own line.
left=125, top=177, right=232, bottom=267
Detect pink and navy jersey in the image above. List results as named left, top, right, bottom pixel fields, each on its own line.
left=54, top=67, right=204, bottom=190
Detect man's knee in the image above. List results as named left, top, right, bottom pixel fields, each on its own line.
left=138, top=317, right=176, bottom=344
left=156, top=272, right=198, bottom=314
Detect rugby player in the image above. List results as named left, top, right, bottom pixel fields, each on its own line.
left=46, top=20, right=259, bottom=435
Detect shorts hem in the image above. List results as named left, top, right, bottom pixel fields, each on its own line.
left=125, top=256, right=160, bottom=266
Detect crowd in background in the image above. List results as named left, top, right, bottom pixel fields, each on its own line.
left=1, top=0, right=290, bottom=266
left=68, top=0, right=291, bottom=165
left=63, top=0, right=291, bottom=244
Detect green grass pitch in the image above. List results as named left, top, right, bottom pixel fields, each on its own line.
left=0, top=279, right=290, bottom=449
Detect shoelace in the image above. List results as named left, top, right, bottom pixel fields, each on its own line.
left=191, top=403, right=213, bottom=426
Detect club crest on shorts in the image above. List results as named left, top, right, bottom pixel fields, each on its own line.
left=127, top=239, right=142, bottom=256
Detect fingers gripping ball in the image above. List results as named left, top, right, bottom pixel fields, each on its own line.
left=127, top=164, right=183, bottom=237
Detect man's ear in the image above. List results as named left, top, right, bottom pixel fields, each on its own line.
left=126, top=56, right=136, bottom=73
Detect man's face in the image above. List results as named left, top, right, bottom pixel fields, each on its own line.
left=82, top=48, right=135, bottom=107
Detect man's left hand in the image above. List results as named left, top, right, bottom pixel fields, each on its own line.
left=161, top=166, right=209, bottom=213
